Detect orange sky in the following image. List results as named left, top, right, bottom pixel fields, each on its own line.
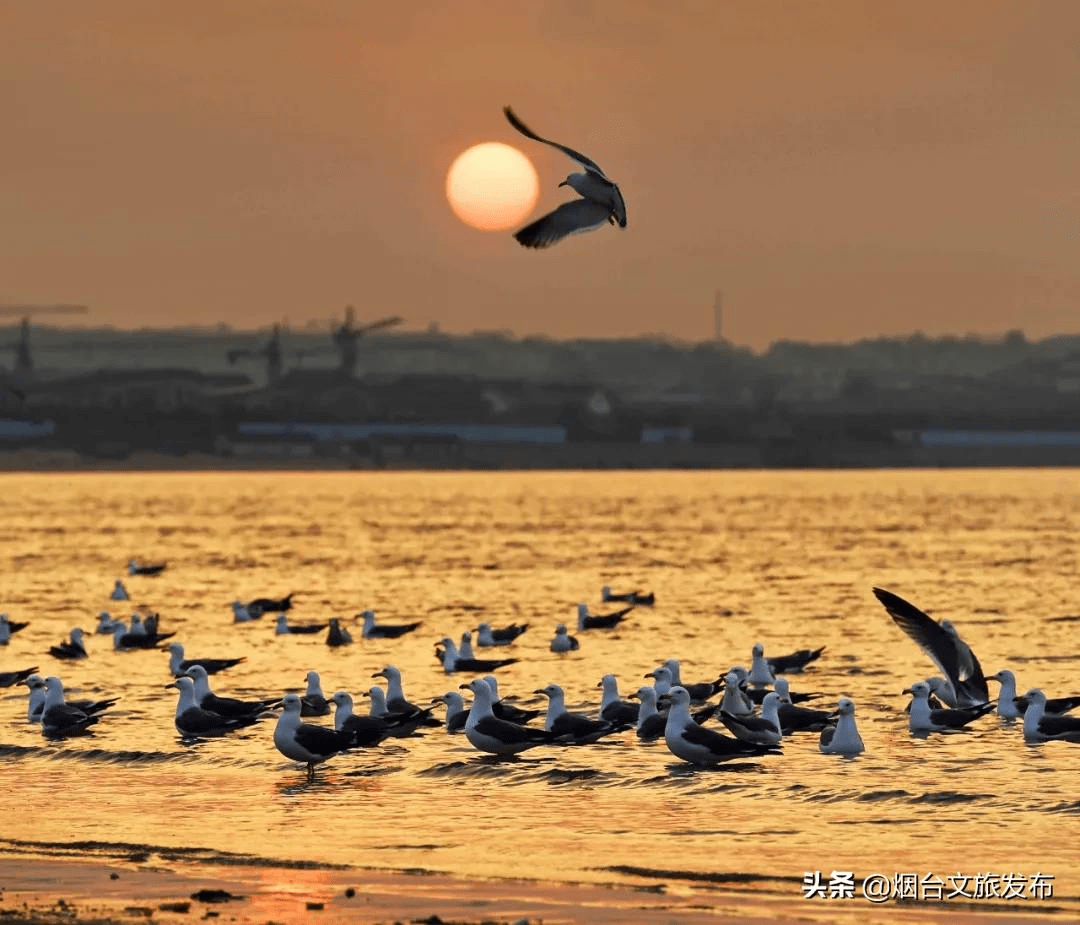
left=2, top=1, right=1079, bottom=348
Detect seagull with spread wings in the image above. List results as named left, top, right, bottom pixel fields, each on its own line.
left=504, top=106, right=626, bottom=249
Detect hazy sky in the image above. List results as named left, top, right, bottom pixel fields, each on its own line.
left=3, top=2, right=1079, bottom=348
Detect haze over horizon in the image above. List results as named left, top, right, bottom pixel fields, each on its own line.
left=3, top=2, right=1079, bottom=350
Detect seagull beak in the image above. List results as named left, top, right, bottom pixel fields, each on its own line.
left=558, top=179, right=568, bottom=187
left=901, top=687, right=912, bottom=694
left=458, top=683, right=471, bottom=691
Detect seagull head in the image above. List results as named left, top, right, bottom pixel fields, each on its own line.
left=559, top=172, right=589, bottom=194
left=903, top=681, right=930, bottom=698
left=330, top=691, right=352, bottom=709
left=667, top=686, right=690, bottom=707
left=991, top=669, right=1015, bottom=685
left=280, top=693, right=302, bottom=714
left=752, top=643, right=764, bottom=658
left=836, top=698, right=856, bottom=716
left=534, top=683, right=561, bottom=699
left=1024, top=688, right=1047, bottom=706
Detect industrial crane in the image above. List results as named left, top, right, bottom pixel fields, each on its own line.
left=0, top=304, right=90, bottom=376
left=327, top=305, right=403, bottom=376
left=228, top=308, right=403, bottom=384
left=227, top=322, right=284, bottom=385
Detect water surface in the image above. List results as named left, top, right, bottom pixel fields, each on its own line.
left=4, top=470, right=1079, bottom=914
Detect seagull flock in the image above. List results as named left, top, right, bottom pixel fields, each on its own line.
left=4, top=569, right=1078, bottom=780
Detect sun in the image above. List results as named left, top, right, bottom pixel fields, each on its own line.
left=446, top=142, right=539, bottom=231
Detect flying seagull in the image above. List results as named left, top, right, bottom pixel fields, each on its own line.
left=503, top=106, right=626, bottom=249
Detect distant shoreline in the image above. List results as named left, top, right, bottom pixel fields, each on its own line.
left=3, top=443, right=1080, bottom=472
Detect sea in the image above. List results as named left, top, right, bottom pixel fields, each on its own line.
left=3, top=469, right=1079, bottom=917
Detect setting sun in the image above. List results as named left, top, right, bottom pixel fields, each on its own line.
left=446, top=142, right=539, bottom=231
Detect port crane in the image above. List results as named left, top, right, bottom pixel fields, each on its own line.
left=0, top=304, right=90, bottom=376
left=227, top=308, right=403, bottom=384
left=227, top=323, right=285, bottom=385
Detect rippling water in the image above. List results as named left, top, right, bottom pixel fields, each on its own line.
left=3, top=470, right=1079, bottom=913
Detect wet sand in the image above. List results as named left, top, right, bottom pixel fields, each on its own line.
left=0, top=857, right=1068, bottom=925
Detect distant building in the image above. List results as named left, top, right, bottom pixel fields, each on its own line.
left=26, top=369, right=251, bottom=410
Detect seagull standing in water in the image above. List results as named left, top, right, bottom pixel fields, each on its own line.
left=663, top=687, right=780, bottom=766
left=550, top=624, right=579, bottom=653
left=300, top=670, right=330, bottom=716
left=462, top=678, right=551, bottom=756
left=39, top=676, right=105, bottom=738
left=49, top=628, right=88, bottom=660
left=819, top=698, right=866, bottom=756
left=990, top=670, right=1080, bottom=720
left=274, top=693, right=354, bottom=776
left=1021, top=689, right=1080, bottom=743
left=171, top=676, right=258, bottom=739
left=904, top=681, right=994, bottom=734
left=631, top=686, right=668, bottom=742
left=503, top=106, right=626, bottom=249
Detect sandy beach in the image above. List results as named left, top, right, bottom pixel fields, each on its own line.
left=0, top=855, right=1070, bottom=925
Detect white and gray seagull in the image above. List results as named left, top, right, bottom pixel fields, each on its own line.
left=873, top=587, right=990, bottom=707
left=504, top=105, right=626, bottom=249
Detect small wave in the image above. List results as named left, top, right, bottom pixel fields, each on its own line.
left=1012, top=653, right=1080, bottom=663
left=0, top=837, right=349, bottom=870
left=1045, top=800, right=1080, bottom=814
left=539, top=767, right=613, bottom=785
left=908, top=791, right=993, bottom=805
left=50, top=747, right=203, bottom=765
left=601, top=864, right=791, bottom=887
left=857, top=789, right=912, bottom=802
left=0, top=743, right=201, bottom=765
left=416, top=758, right=543, bottom=781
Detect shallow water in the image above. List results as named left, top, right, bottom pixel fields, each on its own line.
left=4, top=469, right=1079, bottom=914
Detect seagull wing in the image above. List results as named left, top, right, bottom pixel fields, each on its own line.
left=514, top=199, right=614, bottom=250
left=873, top=588, right=966, bottom=689
left=1037, top=713, right=1080, bottom=740
left=294, top=722, right=352, bottom=756
left=1045, top=695, right=1080, bottom=715
left=681, top=720, right=757, bottom=756
left=474, top=714, right=550, bottom=744
left=929, top=702, right=993, bottom=728
left=504, top=106, right=610, bottom=180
